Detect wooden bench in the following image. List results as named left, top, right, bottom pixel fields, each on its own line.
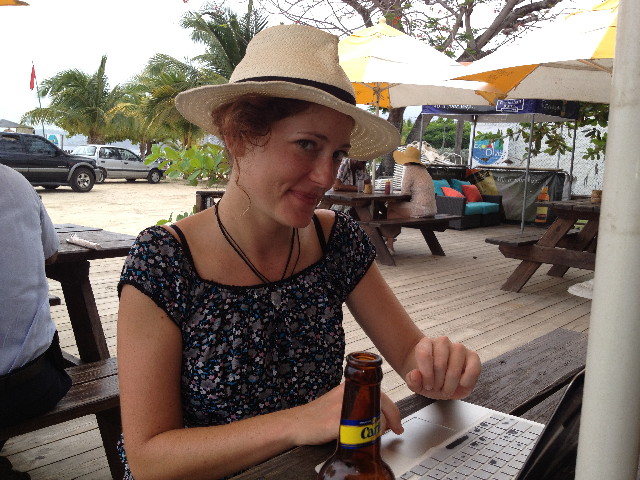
left=0, top=358, right=123, bottom=478
left=486, top=228, right=596, bottom=291
left=486, top=229, right=580, bottom=248
left=358, top=214, right=460, bottom=265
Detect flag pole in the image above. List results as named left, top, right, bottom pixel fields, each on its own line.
left=31, top=62, right=45, bottom=137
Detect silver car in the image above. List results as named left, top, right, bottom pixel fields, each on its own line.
left=71, top=145, right=164, bottom=184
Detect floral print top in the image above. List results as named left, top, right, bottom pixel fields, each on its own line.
left=118, top=212, right=375, bottom=429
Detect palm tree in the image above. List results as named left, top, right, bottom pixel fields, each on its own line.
left=21, top=56, right=125, bottom=144
left=114, top=54, right=226, bottom=150
left=181, top=0, right=268, bottom=79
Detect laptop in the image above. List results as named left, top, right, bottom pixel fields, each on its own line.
left=317, top=369, right=584, bottom=480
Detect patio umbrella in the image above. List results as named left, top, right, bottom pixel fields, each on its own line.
left=453, top=0, right=617, bottom=104
left=338, top=18, right=502, bottom=183
left=338, top=18, right=502, bottom=111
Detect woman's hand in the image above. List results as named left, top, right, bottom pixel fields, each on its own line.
left=405, top=336, right=481, bottom=400
left=289, top=384, right=403, bottom=446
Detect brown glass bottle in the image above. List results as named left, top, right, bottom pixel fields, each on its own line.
left=317, top=351, right=395, bottom=479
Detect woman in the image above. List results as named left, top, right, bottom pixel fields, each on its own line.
left=382, top=146, right=437, bottom=253
left=117, top=24, right=480, bottom=479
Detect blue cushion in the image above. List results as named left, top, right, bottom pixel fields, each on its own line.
left=478, top=202, right=500, bottom=214
left=464, top=203, right=485, bottom=215
left=432, top=179, right=450, bottom=196
left=450, top=178, right=471, bottom=194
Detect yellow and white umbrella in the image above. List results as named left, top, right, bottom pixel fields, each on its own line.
left=338, top=18, right=501, bottom=111
left=454, top=0, right=617, bottom=104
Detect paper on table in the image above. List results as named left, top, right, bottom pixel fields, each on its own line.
left=66, top=234, right=102, bottom=250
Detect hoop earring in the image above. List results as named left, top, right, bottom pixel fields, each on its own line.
left=233, top=157, right=252, bottom=216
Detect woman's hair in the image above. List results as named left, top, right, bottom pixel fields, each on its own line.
left=211, top=95, right=315, bottom=158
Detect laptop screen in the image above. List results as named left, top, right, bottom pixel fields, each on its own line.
left=517, top=369, right=585, bottom=480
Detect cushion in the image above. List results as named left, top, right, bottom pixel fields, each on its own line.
left=450, top=178, right=471, bottom=194
left=441, top=186, right=465, bottom=198
left=432, top=179, right=450, bottom=196
left=464, top=203, right=485, bottom=215
left=462, top=184, right=483, bottom=203
left=478, top=202, right=500, bottom=214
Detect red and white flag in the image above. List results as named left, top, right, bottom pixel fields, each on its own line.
left=30, top=65, right=36, bottom=90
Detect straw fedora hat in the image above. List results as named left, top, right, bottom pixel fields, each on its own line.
left=175, top=24, right=400, bottom=161
left=393, top=146, right=422, bottom=165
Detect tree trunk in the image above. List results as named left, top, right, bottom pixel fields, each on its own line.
left=454, top=120, right=464, bottom=156
left=378, top=106, right=406, bottom=176
left=405, top=114, right=434, bottom=145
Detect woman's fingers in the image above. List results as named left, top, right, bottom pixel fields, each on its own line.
left=406, top=337, right=481, bottom=400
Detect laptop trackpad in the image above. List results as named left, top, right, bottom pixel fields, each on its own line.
left=381, top=416, right=454, bottom=468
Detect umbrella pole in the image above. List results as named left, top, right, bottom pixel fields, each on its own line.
left=520, top=115, right=535, bottom=232
left=568, top=120, right=578, bottom=198
left=468, top=115, right=478, bottom=166
left=418, top=114, right=424, bottom=159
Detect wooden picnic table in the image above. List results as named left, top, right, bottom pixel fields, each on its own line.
left=47, top=224, right=135, bottom=363
left=319, top=190, right=460, bottom=266
left=230, top=328, right=588, bottom=479
left=486, top=199, right=599, bottom=292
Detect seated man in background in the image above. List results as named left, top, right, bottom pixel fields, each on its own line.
left=333, top=156, right=371, bottom=192
left=0, top=164, right=71, bottom=480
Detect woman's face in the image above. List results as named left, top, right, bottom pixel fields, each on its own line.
left=234, top=103, right=354, bottom=228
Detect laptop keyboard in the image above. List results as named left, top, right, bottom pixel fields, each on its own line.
left=398, top=412, right=544, bottom=480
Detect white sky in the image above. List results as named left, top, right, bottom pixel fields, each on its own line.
left=0, top=0, right=258, bottom=123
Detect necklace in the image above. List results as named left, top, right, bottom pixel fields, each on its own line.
left=214, top=200, right=299, bottom=284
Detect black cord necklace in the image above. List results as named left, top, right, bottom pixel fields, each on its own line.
left=214, top=200, right=298, bottom=284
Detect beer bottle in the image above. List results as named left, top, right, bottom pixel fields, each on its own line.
left=317, top=352, right=395, bottom=479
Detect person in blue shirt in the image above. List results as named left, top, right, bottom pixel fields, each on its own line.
left=0, top=164, right=71, bottom=480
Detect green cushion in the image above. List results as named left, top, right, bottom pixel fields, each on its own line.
left=450, top=178, right=471, bottom=194
left=432, top=179, right=450, bottom=196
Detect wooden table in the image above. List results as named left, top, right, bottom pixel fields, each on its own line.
left=319, top=190, right=460, bottom=266
left=47, top=224, right=135, bottom=362
left=487, top=199, right=599, bottom=292
left=231, top=328, right=588, bottom=479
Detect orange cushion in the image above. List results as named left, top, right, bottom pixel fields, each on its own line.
left=442, top=186, right=465, bottom=198
left=462, top=184, right=483, bottom=203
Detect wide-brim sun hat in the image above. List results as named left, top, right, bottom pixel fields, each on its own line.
left=175, top=24, right=400, bottom=161
left=393, top=146, right=422, bottom=165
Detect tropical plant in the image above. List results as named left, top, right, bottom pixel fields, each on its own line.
left=181, top=0, right=269, bottom=79
left=115, top=54, right=226, bottom=151
left=21, top=56, right=127, bottom=144
left=145, top=143, right=230, bottom=187
left=481, top=103, right=610, bottom=161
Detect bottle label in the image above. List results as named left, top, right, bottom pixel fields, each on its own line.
left=339, top=416, right=382, bottom=448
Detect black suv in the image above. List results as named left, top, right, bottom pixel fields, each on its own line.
left=0, top=132, right=97, bottom=192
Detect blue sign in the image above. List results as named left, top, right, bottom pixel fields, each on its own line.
left=473, top=138, right=505, bottom=165
left=47, top=134, right=59, bottom=146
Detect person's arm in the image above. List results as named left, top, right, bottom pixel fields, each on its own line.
left=333, top=178, right=357, bottom=191
left=118, top=286, right=402, bottom=479
left=346, top=264, right=480, bottom=400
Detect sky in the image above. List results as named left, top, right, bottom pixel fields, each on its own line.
left=0, top=0, right=425, bottom=127
left=0, top=0, right=257, bottom=123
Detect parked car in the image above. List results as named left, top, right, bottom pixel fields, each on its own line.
left=71, top=145, right=164, bottom=184
left=0, top=132, right=97, bottom=192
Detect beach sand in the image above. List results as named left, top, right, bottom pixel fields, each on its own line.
left=38, top=178, right=215, bottom=235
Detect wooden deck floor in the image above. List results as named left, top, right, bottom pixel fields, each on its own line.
left=3, top=223, right=592, bottom=479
